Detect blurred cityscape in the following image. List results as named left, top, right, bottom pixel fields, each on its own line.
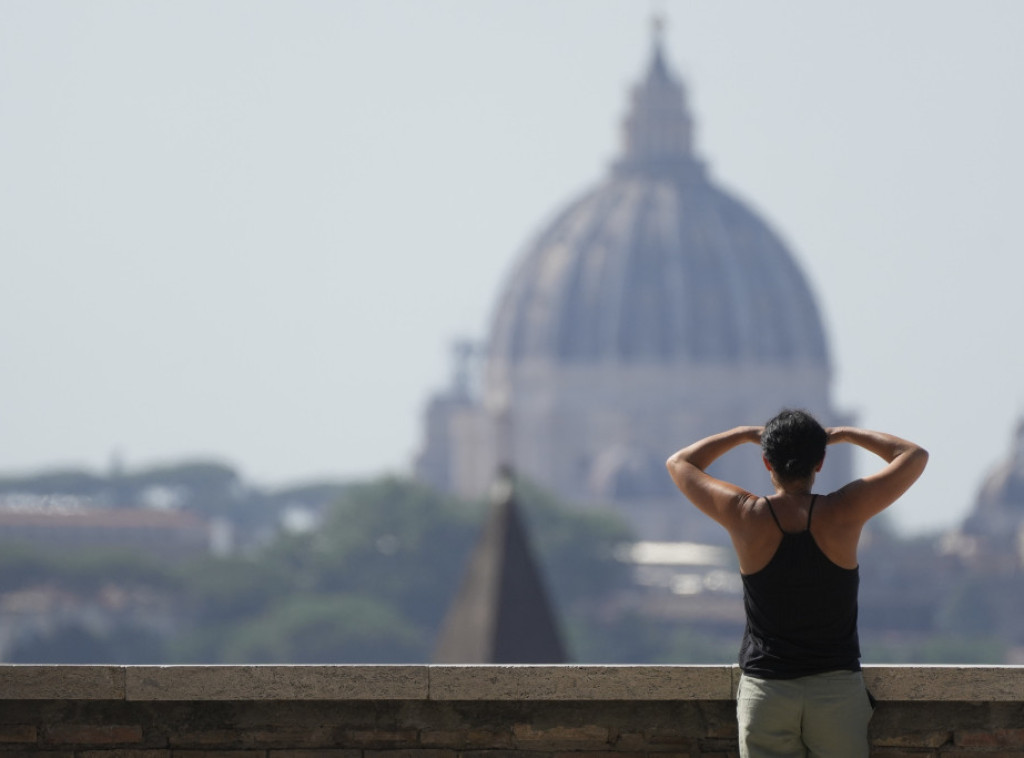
left=4, top=23, right=1022, bottom=665
left=1, top=435, right=1023, bottom=664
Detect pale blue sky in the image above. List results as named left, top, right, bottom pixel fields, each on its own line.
left=2, top=1, right=1023, bottom=534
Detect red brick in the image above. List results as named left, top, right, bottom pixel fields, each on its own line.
left=419, top=729, right=511, bottom=749
left=697, top=742, right=738, bottom=757
left=254, top=728, right=335, bottom=748
left=268, top=752, right=362, bottom=758
left=609, top=732, right=646, bottom=750
left=365, top=750, right=457, bottom=758
left=703, top=723, right=739, bottom=740
left=955, top=728, right=1024, bottom=748
left=513, top=724, right=609, bottom=747
left=168, top=731, right=237, bottom=747
left=334, top=729, right=419, bottom=748
left=0, top=725, right=36, bottom=744
left=645, top=729, right=697, bottom=746
left=170, top=727, right=333, bottom=749
left=458, top=750, right=549, bottom=758
left=43, top=725, right=143, bottom=745
left=872, top=730, right=951, bottom=748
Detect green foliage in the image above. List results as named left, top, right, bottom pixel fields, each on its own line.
left=566, top=611, right=738, bottom=664
left=0, top=470, right=106, bottom=496
left=314, top=476, right=479, bottom=556
left=7, top=623, right=166, bottom=664
left=159, top=477, right=480, bottom=661
left=127, top=461, right=253, bottom=519
left=565, top=612, right=667, bottom=663
left=0, top=473, right=640, bottom=663
left=934, top=579, right=999, bottom=636
left=510, top=476, right=635, bottom=611
left=863, top=636, right=1007, bottom=664
left=218, top=594, right=425, bottom=663
left=266, top=482, right=351, bottom=508
left=127, top=462, right=240, bottom=492
left=163, top=473, right=638, bottom=662
left=0, top=543, right=177, bottom=594
left=660, top=627, right=740, bottom=664
left=176, top=555, right=298, bottom=622
left=29, top=470, right=1012, bottom=666
left=0, top=459, right=260, bottom=518
left=296, top=476, right=483, bottom=631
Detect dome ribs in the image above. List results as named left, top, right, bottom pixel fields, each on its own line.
left=555, top=185, right=632, bottom=361
left=487, top=170, right=832, bottom=368
left=485, top=27, right=832, bottom=371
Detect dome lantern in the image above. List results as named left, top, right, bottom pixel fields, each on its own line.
left=614, top=16, right=698, bottom=179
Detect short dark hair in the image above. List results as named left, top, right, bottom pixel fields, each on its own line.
left=761, top=409, right=827, bottom=482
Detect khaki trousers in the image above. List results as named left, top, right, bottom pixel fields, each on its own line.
left=736, top=670, right=873, bottom=758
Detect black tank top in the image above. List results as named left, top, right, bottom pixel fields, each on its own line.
left=738, top=495, right=861, bottom=679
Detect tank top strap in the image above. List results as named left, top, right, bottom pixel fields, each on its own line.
left=806, top=494, right=819, bottom=529
left=763, top=496, right=786, bottom=535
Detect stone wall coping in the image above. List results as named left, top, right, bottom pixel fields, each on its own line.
left=0, top=664, right=1020, bottom=702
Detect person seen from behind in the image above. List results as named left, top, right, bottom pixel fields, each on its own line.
left=666, top=409, right=928, bottom=758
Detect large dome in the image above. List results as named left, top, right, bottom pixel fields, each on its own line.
left=415, top=26, right=852, bottom=538
left=962, top=419, right=1024, bottom=538
left=488, top=37, right=830, bottom=369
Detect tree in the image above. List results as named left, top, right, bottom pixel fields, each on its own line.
left=218, top=594, right=425, bottom=663
left=299, top=477, right=482, bottom=632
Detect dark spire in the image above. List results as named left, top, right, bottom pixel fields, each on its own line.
left=433, top=467, right=568, bottom=663
left=613, top=15, right=699, bottom=178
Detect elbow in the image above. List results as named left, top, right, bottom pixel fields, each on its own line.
left=906, top=446, right=930, bottom=479
left=665, top=454, right=688, bottom=489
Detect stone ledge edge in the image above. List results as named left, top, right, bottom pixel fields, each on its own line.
left=0, top=664, right=1020, bottom=702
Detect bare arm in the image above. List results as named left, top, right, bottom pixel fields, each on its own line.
left=826, top=427, right=929, bottom=523
left=666, top=426, right=763, bottom=529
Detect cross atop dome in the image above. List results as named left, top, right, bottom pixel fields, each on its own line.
left=651, top=13, right=667, bottom=62
left=652, top=12, right=666, bottom=41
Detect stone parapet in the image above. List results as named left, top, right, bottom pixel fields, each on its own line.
left=2, top=664, right=1021, bottom=702
left=1, top=665, right=1022, bottom=757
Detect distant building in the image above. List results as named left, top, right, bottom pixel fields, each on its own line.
left=953, top=418, right=1024, bottom=568
left=417, top=23, right=852, bottom=541
left=0, top=504, right=213, bottom=559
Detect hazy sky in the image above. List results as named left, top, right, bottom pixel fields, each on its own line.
left=3, top=1, right=1023, bottom=535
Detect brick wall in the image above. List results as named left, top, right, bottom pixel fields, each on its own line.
left=1, top=666, right=1022, bottom=757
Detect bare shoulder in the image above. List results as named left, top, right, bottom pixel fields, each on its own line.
left=730, top=494, right=776, bottom=540
left=813, top=487, right=861, bottom=524
left=739, top=493, right=769, bottom=519
left=808, top=490, right=864, bottom=568
left=815, top=485, right=880, bottom=540
left=731, top=495, right=787, bottom=574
